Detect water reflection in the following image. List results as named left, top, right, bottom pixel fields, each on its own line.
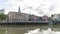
left=24, top=28, right=60, bottom=34
left=0, top=24, right=60, bottom=34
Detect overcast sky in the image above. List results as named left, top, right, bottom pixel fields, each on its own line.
left=0, top=0, right=60, bottom=16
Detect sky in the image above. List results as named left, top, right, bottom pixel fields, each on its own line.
left=0, top=0, right=60, bottom=16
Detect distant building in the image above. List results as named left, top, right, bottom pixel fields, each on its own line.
left=8, top=11, right=41, bottom=22
left=8, top=12, right=27, bottom=22
left=27, top=15, right=42, bottom=21
left=7, top=6, right=32, bottom=22
left=0, top=9, right=5, bottom=14
left=26, top=15, right=39, bottom=21
left=8, top=6, right=27, bottom=22
left=52, top=14, right=60, bottom=21
left=7, top=6, right=44, bottom=22
left=32, top=15, right=38, bottom=21
left=42, top=15, right=49, bottom=21
left=28, top=15, right=33, bottom=21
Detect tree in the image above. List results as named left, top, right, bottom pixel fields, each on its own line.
left=0, top=14, right=6, bottom=20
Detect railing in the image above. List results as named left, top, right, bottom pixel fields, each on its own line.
left=0, top=21, right=52, bottom=23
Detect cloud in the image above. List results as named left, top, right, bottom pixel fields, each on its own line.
left=5, top=0, right=55, bottom=16
left=5, top=0, right=21, bottom=13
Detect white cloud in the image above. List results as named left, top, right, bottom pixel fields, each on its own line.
left=5, top=0, right=56, bottom=16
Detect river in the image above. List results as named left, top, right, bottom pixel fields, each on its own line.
left=0, top=24, right=60, bottom=34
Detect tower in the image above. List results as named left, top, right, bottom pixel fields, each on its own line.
left=18, top=6, right=21, bottom=13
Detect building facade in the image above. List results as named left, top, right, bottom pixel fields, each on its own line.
left=8, top=6, right=51, bottom=22
left=42, top=15, right=49, bottom=21
left=52, top=14, right=60, bottom=21
left=8, top=11, right=42, bottom=22
left=8, top=12, right=28, bottom=22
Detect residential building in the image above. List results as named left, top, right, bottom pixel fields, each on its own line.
left=51, top=14, right=60, bottom=21
left=8, top=12, right=27, bottom=22
left=8, top=6, right=27, bottom=22
left=42, top=15, right=49, bottom=21
left=8, top=6, right=45, bottom=22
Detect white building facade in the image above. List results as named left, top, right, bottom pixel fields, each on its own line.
left=52, top=14, right=60, bottom=21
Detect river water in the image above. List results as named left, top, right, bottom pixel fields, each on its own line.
left=0, top=24, right=60, bottom=34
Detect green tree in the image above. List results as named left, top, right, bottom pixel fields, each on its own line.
left=0, top=14, right=6, bottom=20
